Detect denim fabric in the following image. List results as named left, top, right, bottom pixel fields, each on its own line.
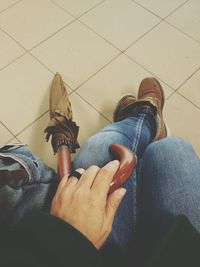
left=1, top=103, right=200, bottom=266
left=72, top=107, right=200, bottom=266
left=72, top=105, right=157, bottom=264
left=139, top=137, right=200, bottom=232
left=0, top=144, right=58, bottom=228
left=134, top=137, right=200, bottom=265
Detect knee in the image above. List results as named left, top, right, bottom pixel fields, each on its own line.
left=141, top=137, right=198, bottom=174
left=144, top=136, right=195, bottom=161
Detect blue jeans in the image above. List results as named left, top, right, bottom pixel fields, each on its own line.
left=72, top=105, right=200, bottom=266
left=0, top=144, right=58, bottom=227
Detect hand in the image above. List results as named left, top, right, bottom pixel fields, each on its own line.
left=50, top=160, right=126, bottom=249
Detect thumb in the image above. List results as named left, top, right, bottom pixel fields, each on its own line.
left=105, top=188, right=126, bottom=223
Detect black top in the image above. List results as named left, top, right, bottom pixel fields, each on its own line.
left=0, top=212, right=200, bottom=267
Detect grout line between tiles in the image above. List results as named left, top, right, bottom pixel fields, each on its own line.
left=49, top=0, right=76, bottom=18
left=175, top=67, right=200, bottom=91
left=131, top=0, right=164, bottom=19
left=76, top=1, right=163, bottom=54
left=13, top=89, right=74, bottom=138
left=74, top=91, right=112, bottom=123
left=0, top=26, right=28, bottom=52
left=123, top=53, right=176, bottom=90
left=14, top=89, right=110, bottom=140
left=50, top=0, right=107, bottom=19
left=165, top=90, right=176, bottom=101
left=28, top=0, right=108, bottom=53
left=121, top=19, right=163, bottom=53
left=164, top=89, right=200, bottom=112
left=164, top=20, right=200, bottom=45
left=166, top=90, right=176, bottom=101
left=0, top=51, right=28, bottom=72
left=28, top=52, right=75, bottom=91
left=77, top=19, right=123, bottom=52
left=1, top=0, right=199, bottom=132
left=14, top=110, right=49, bottom=137
left=7, top=136, right=21, bottom=143
left=0, top=3, right=121, bottom=91
left=0, top=3, right=95, bottom=55
left=0, top=0, right=23, bottom=15
left=0, top=0, right=181, bottom=95
left=76, top=0, right=107, bottom=19
left=75, top=0, right=164, bottom=54
left=28, top=18, right=77, bottom=52
left=0, top=10, right=78, bottom=54
left=163, top=0, right=190, bottom=19
left=129, top=1, right=200, bottom=49
left=132, top=0, right=189, bottom=20
left=0, top=121, right=15, bottom=138
left=74, top=52, right=122, bottom=91
left=176, top=91, right=200, bottom=112
left=28, top=52, right=55, bottom=74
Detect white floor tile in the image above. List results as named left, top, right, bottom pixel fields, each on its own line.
left=69, top=92, right=109, bottom=146
left=0, top=0, right=200, bottom=162
left=0, top=54, right=59, bottom=135
left=178, top=69, right=200, bottom=108
left=77, top=54, right=173, bottom=121
left=126, top=22, right=200, bottom=89
left=32, top=21, right=119, bottom=89
left=80, top=0, right=160, bottom=51
left=52, top=0, right=103, bottom=17
left=0, top=29, right=25, bottom=69
left=133, top=0, right=187, bottom=18
left=0, top=0, right=73, bottom=49
left=17, top=112, right=58, bottom=170
left=0, top=0, right=20, bottom=12
left=165, top=93, right=200, bottom=155
left=18, top=93, right=109, bottom=170
left=167, top=0, right=200, bottom=42
left=0, top=122, right=14, bottom=143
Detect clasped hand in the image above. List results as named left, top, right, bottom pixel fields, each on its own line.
left=50, top=160, right=126, bottom=249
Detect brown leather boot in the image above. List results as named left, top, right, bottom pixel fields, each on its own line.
left=133, top=77, right=167, bottom=141
left=113, top=78, right=168, bottom=141
left=113, top=95, right=137, bottom=122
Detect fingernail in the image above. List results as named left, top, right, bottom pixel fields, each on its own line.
left=107, top=160, right=119, bottom=166
left=115, top=188, right=126, bottom=199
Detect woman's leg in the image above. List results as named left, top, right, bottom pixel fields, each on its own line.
left=72, top=105, right=157, bottom=263
left=136, top=137, right=200, bottom=264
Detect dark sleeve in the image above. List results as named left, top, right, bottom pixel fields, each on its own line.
left=0, top=211, right=102, bottom=267
left=146, top=215, right=200, bottom=267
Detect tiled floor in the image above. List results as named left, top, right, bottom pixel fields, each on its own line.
left=0, top=0, right=200, bottom=169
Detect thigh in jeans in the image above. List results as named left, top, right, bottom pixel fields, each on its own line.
left=136, top=137, right=200, bottom=263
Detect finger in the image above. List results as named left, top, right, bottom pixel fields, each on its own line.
left=66, top=168, right=85, bottom=187
left=77, top=165, right=100, bottom=188
left=56, top=176, right=69, bottom=192
left=105, top=188, right=126, bottom=224
left=91, top=160, right=120, bottom=197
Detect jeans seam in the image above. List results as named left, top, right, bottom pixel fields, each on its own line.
left=132, top=113, right=146, bottom=153
left=133, top=107, right=150, bottom=153
left=131, top=108, right=149, bottom=232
